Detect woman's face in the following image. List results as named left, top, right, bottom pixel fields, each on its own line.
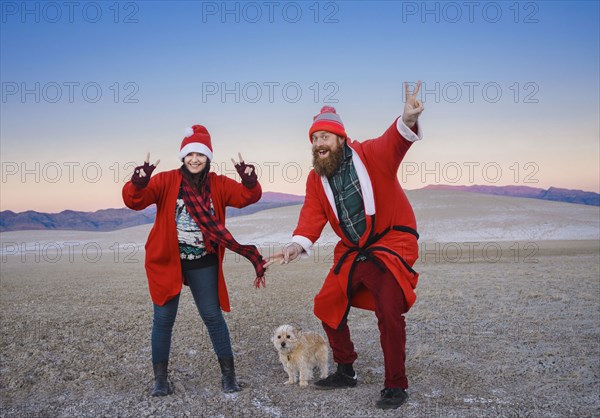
left=183, top=152, right=208, bottom=174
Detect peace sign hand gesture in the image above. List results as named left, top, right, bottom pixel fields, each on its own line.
left=231, top=152, right=258, bottom=188
left=402, top=81, right=424, bottom=129
left=131, top=152, right=160, bottom=188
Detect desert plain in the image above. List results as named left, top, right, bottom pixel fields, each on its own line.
left=1, top=190, right=599, bottom=417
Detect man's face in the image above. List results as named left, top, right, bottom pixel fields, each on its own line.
left=311, top=131, right=345, bottom=177
left=183, top=152, right=208, bottom=174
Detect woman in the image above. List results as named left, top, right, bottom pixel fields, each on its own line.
left=122, top=124, right=266, bottom=395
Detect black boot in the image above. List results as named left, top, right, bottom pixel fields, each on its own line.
left=376, top=387, right=409, bottom=409
left=217, top=356, right=241, bottom=393
left=151, top=361, right=172, bottom=396
left=314, top=363, right=357, bottom=390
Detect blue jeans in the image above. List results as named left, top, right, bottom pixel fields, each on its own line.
left=151, top=264, right=232, bottom=364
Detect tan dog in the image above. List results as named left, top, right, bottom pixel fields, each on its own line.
left=272, top=324, right=329, bottom=387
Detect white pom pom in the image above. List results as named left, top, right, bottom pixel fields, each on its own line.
left=184, top=127, right=194, bottom=137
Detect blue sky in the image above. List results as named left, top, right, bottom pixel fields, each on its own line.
left=1, top=0, right=598, bottom=212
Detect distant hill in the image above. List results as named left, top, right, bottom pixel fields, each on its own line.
left=421, top=185, right=599, bottom=206
left=0, top=192, right=304, bottom=232
left=226, top=191, right=304, bottom=218
left=3, top=185, right=598, bottom=232
left=3, top=190, right=598, bottom=248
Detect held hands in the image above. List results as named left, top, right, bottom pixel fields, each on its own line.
left=131, top=153, right=160, bottom=188
left=231, top=152, right=258, bottom=188
left=402, top=81, right=424, bottom=129
left=264, top=242, right=304, bottom=268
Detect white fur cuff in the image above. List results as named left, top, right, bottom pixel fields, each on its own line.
left=397, top=117, right=423, bottom=142
left=292, top=235, right=313, bottom=258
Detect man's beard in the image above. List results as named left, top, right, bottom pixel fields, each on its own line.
left=312, top=144, right=344, bottom=178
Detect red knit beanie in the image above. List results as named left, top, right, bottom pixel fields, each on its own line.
left=179, top=125, right=213, bottom=161
left=308, top=106, right=347, bottom=141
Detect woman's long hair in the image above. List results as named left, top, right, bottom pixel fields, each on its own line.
left=180, top=160, right=211, bottom=194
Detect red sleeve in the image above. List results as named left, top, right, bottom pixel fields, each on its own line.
left=218, top=175, right=262, bottom=209
left=292, top=171, right=328, bottom=244
left=360, top=118, right=415, bottom=174
left=122, top=173, right=163, bottom=210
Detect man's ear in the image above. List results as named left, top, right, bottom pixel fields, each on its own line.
left=338, top=136, right=346, bottom=145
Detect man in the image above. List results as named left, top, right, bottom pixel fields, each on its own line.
left=268, top=82, right=424, bottom=410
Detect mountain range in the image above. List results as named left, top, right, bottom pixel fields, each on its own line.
left=421, top=185, right=599, bottom=206
left=0, top=192, right=304, bottom=232
left=1, top=186, right=597, bottom=232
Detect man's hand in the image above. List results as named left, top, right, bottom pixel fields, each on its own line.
left=402, top=81, right=424, bottom=129
left=131, top=152, right=160, bottom=188
left=264, top=242, right=304, bottom=267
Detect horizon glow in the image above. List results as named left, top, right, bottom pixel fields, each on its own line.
left=1, top=1, right=598, bottom=212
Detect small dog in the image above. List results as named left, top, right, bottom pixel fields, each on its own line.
left=272, top=324, right=329, bottom=387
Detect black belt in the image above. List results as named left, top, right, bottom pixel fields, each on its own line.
left=333, top=225, right=419, bottom=275
left=333, top=223, right=419, bottom=331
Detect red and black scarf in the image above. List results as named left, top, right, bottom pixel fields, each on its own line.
left=180, top=174, right=266, bottom=288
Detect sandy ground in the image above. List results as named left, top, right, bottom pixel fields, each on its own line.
left=1, top=192, right=599, bottom=417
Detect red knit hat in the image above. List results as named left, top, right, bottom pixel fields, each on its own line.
left=308, top=106, right=347, bottom=141
left=179, top=125, right=213, bottom=161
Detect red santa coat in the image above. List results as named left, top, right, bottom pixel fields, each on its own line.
left=122, top=169, right=262, bottom=309
left=293, top=118, right=421, bottom=330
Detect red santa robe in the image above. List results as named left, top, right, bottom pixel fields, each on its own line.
left=292, top=117, right=422, bottom=330
left=122, top=169, right=262, bottom=309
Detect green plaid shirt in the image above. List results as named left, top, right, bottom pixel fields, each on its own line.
left=328, top=143, right=366, bottom=244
